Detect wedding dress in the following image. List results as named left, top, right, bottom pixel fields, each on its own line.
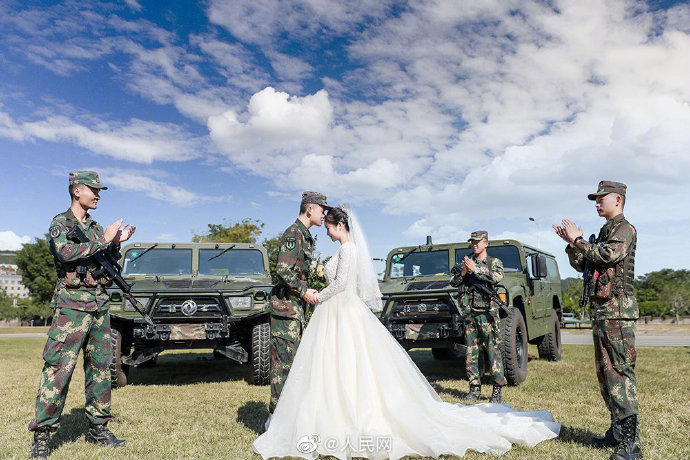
left=254, top=237, right=560, bottom=459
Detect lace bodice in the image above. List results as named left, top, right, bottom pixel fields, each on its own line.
left=317, top=242, right=357, bottom=303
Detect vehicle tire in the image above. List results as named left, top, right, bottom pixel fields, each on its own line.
left=110, top=326, right=131, bottom=388
left=537, top=309, right=562, bottom=361
left=432, top=347, right=462, bottom=360
left=251, top=321, right=270, bottom=385
left=500, top=308, right=528, bottom=385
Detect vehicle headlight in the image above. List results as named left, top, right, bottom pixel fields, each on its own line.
left=227, top=296, right=252, bottom=311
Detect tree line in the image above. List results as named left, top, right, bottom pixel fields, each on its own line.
left=3, top=219, right=688, bottom=325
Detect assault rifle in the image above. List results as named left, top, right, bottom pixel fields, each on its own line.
left=579, top=233, right=597, bottom=310
left=66, top=225, right=154, bottom=326
left=451, top=263, right=511, bottom=318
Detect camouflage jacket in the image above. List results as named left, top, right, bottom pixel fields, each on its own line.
left=566, top=213, right=638, bottom=320
left=450, top=255, right=504, bottom=312
left=270, top=219, right=314, bottom=318
left=48, top=209, right=120, bottom=312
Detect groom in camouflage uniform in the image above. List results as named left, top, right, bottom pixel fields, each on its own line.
left=554, top=180, right=641, bottom=460
left=29, top=171, right=135, bottom=459
left=451, top=230, right=507, bottom=404
left=266, top=191, right=330, bottom=430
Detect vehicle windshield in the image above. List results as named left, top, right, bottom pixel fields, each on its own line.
left=455, top=245, right=523, bottom=272
left=388, top=250, right=449, bottom=278
left=199, top=249, right=265, bottom=276
left=122, top=248, right=192, bottom=276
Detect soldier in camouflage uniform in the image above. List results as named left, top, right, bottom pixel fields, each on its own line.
left=266, top=191, right=330, bottom=431
left=450, top=230, right=507, bottom=403
left=29, top=171, right=135, bottom=459
left=554, top=180, right=641, bottom=460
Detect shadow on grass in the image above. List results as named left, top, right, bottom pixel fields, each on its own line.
left=125, top=351, right=254, bottom=387
left=48, top=408, right=89, bottom=450
left=237, top=401, right=268, bottom=435
left=558, top=424, right=604, bottom=448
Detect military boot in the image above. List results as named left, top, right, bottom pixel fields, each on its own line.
left=610, top=415, right=642, bottom=460
left=86, top=423, right=126, bottom=447
left=593, top=416, right=622, bottom=447
left=462, top=385, right=481, bottom=402
left=31, top=428, right=51, bottom=459
left=489, top=385, right=502, bottom=403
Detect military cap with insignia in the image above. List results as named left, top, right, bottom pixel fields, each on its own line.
left=468, top=230, right=488, bottom=242
left=301, top=191, right=330, bottom=209
left=588, top=180, right=626, bottom=200
left=69, top=171, right=108, bottom=189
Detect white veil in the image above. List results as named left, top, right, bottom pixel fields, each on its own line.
left=340, top=203, right=383, bottom=312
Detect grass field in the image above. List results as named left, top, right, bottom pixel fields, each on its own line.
left=1, top=339, right=688, bottom=460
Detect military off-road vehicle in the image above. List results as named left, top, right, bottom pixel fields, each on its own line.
left=108, top=242, right=273, bottom=388
left=378, top=238, right=563, bottom=385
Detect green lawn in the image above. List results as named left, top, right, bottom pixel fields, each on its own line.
left=1, top=339, right=688, bottom=459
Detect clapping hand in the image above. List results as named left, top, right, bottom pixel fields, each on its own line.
left=553, top=219, right=583, bottom=245
left=463, top=256, right=475, bottom=274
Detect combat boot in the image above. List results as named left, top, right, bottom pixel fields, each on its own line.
left=610, top=415, right=642, bottom=460
left=593, top=416, right=622, bottom=447
left=31, top=428, right=51, bottom=459
left=489, top=385, right=502, bottom=403
left=462, top=385, right=481, bottom=402
left=86, top=423, right=126, bottom=447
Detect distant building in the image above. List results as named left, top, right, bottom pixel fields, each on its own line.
left=0, top=264, right=31, bottom=299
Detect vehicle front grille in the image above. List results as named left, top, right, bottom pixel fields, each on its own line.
left=391, top=299, right=454, bottom=318
left=404, top=280, right=451, bottom=291
left=153, top=297, right=224, bottom=319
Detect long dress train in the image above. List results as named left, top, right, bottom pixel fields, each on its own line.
left=254, top=242, right=560, bottom=459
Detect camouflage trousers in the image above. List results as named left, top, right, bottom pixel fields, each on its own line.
left=269, top=314, right=305, bottom=414
left=592, top=319, right=639, bottom=429
left=464, top=310, right=506, bottom=386
left=29, top=307, right=112, bottom=431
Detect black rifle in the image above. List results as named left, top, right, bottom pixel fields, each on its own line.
left=66, top=225, right=154, bottom=326
left=451, top=263, right=511, bottom=318
left=579, top=233, right=597, bottom=310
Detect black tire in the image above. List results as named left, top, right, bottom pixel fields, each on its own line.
left=110, top=326, right=130, bottom=388
left=500, top=308, right=528, bottom=385
left=251, top=321, right=270, bottom=385
left=537, top=309, right=562, bottom=361
left=432, top=347, right=462, bottom=360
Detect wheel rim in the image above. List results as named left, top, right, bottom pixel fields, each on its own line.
left=516, top=326, right=525, bottom=368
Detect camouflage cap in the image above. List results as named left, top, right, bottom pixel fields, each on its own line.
left=69, top=171, right=108, bottom=190
left=468, top=230, right=488, bottom=242
left=301, top=191, right=330, bottom=209
left=587, top=180, right=626, bottom=200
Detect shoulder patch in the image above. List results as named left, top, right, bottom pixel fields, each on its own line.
left=49, top=225, right=61, bottom=239
left=285, top=237, right=296, bottom=250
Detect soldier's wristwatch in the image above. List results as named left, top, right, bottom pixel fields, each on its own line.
left=574, top=236, right=585, bottom=245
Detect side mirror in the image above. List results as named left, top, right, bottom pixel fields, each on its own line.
left=531, top=254, right=547, bottom=279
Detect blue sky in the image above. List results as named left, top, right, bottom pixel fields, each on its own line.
left=1, top=0, right=689, bottom=279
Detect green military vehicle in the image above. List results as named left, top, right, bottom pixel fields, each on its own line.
left=108, top=242, right=273, bottom=388
left=378, top=238, right=563, bottom=385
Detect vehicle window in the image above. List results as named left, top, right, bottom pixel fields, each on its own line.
left=199, top=249, right=266, bottom=276
left=546, top=257, right=560, bottom=280
left=122, top=248, right=192, bottom=276
left=389, top=250, right=449, bottom=278
left=455, top=246, right=523, bottom=272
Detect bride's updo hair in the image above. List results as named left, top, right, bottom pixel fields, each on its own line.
left=324, top=206, right=350, bottom=231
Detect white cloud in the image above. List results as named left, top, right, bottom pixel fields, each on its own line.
left=98, top=168, right=230, bottom=206
left=0, top=231, right=32, bottom=250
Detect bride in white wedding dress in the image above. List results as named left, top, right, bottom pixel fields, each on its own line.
left=253, top=205, right=560, bottom=459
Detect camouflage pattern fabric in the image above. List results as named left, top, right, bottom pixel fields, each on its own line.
left=464, top=310, right=507, bottom=386
left=29, top=307, right=112, bottom=431
left=566, top=214, right=638, bottom=320
left=268, top=219, right=313, bottom=413
left=268, top=316, right=303, bottom=413
left=450, top=255, right=504, bottom=313
left=48, top=209, right=120, bottom=312
left=565, top=212, right=639, bottom=444
left=593, top=319, right=640, bottom=441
